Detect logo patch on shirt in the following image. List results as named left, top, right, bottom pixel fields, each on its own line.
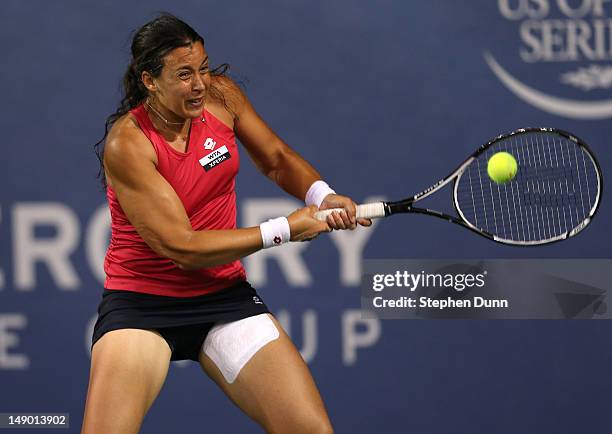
left=203, top=137, right=216, bottom=150
left=199, top=145, right=231, bottom=172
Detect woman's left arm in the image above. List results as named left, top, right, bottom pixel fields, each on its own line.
left=229, top=79, right=371, bottom=230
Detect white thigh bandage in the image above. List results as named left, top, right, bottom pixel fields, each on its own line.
left=202, top=313, right=280, bottom=384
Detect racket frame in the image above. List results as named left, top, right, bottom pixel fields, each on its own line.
left=381, top=128, right=602, bottom=246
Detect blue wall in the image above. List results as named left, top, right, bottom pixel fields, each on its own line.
left=1, top=1, right=610, bottom=433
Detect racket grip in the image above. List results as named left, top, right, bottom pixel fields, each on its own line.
left=314, top=202, right=386, bottom=221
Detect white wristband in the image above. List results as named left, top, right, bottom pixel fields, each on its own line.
left=305, top=180, right=336, bottom=208
left=259, top=217, right=291, bottom=249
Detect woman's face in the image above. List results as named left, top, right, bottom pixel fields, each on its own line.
left=145, top=40, right=211, bottom=120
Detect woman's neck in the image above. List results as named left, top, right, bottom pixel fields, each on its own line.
left=145, top=100, right=190, bottom=137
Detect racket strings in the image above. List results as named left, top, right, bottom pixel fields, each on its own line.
left=455, top=131, right=600, bottom=243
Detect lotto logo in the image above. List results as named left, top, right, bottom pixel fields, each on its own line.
left=252, top=296, right=263, bottom=304
left=273, top=236, right=282, bottom=245
left=203, top=137, right=216, bottom=150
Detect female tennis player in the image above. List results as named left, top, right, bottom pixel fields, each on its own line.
left=81, top=13, right=370, bottom=434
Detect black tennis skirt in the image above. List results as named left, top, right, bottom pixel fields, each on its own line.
left=91, top=280, right=270, bottom=361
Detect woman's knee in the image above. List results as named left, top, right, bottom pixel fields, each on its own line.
left=300, top=414, right=334, bottom=434
left=266, top=411, right=333, bottom=434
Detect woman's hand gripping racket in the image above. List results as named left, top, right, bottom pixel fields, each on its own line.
left=315, top=128, right=602, bottom=246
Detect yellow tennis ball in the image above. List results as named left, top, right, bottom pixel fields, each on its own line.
left=487, top=152, right=518, bottom=184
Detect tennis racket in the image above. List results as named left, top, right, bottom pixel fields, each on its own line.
left=315, top=128, right=602, bottom=245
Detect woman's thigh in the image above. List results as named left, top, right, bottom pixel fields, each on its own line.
left=81, top=328, right=172, bottom=434
left=199, top=314, right=333, bottom=434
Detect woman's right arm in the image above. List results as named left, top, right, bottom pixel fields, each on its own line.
left=104, top=121, right=330, bottom=270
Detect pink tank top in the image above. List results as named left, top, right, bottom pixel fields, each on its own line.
left=103, top=104, right=247, bottom=297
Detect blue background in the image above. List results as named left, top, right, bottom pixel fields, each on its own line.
left=1, top=1, right=610, bottom=433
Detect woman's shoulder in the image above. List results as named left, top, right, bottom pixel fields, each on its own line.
left=211, top=75, right=243, bottom=97
left=106, top=112, right=156, bottom=161
left=209, top=75, right=247, bottom=119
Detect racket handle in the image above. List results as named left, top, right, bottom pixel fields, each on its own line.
left=314, top=202, right=386, bottom=221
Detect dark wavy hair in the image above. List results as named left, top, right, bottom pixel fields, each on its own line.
left=94, top=13, right=230, bottom=189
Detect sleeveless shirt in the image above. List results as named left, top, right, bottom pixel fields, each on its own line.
left=103, top=104, right=247, bottom=297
